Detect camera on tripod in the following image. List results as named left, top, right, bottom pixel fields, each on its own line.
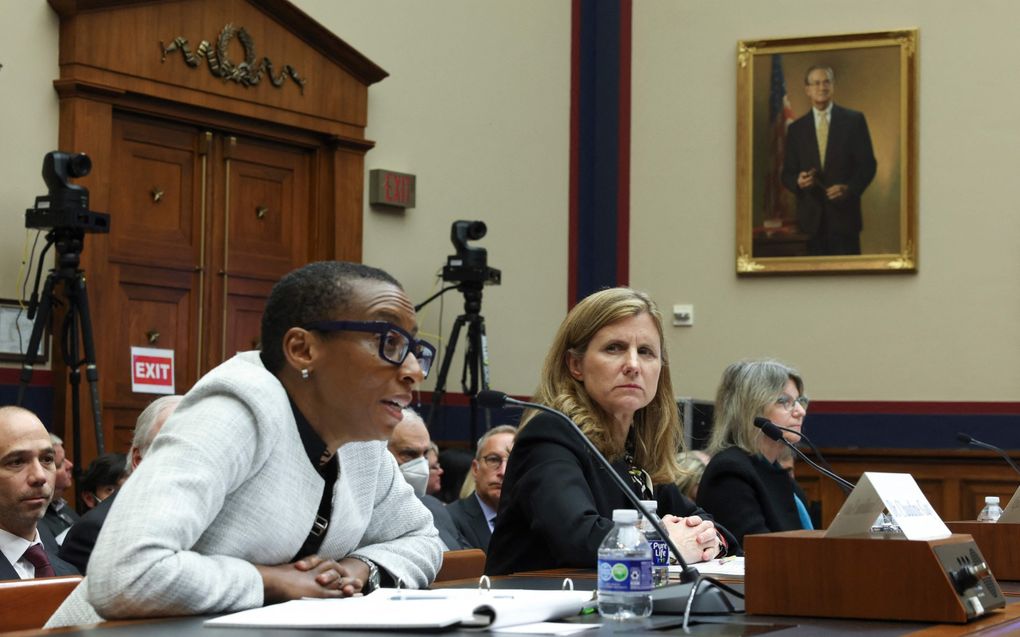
left=25, top=152, right=110, bottom=233
left=441, top=220, right=501, bottom=286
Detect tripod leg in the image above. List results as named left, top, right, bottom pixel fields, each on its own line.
left=476, top=316, right=492, bottom=430
left=17, top=273, right=58, bottom=406
left=61, top=306, right=85, bottom=484
left=463, top=316, right=481, bottom=444
left=68, top=273, right=105, bottom=455
left=427, top=314, right=467, bottom=429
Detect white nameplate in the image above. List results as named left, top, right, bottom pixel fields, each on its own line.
left=996, top=486, right=1020, bottom=523
left=825, top=472, right=950, bottom=540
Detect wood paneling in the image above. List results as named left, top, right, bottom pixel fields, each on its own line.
left=795, top=448, right=1020, bottom=527
left=47, top=0, right=384, bottom=463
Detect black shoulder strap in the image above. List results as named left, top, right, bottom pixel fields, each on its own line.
left=292, top=457, right=338, bottom=561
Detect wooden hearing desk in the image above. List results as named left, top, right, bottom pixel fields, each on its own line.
left=6, top=572, right=1020, bottom=637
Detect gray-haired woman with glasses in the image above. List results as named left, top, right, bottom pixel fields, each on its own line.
left=47, top=261, right=442, bottom=627
left=696, top=359, right=814, bottom=546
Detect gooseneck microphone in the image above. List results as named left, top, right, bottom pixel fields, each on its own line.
left=764, top=420, right=841, bottom=476
left=957, top=432, right=1020, bottom=476
left=477, top=390, right=698, bottom=583
left=754, top=417, right=855, bottom=493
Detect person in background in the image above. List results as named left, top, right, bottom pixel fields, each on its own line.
left=59, top=395, right=183, bottom=574
left=0, top=406, right=79, bottom=579
left=437, top=447, right=473, bottom=504
left=486, top=288, right=727, bottom=575
left=425, top=442, right=443, bottom=497
left=447, top=426, right=516, bottom=552
left=674, top=450, right=712, bottom=501
left=386, top=410, right=469, bottom=551
left=697, top=359, right=813, bottom=546
left=46, top=261, right=442, bottom=627
left=781, top=64, right=877, bottom=256
left=77, top=453, right=128, bottom=510
left=39, top=433, right=78, bottom=544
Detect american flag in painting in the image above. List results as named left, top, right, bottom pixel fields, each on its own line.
left=764, top=55, right=795, bottom=222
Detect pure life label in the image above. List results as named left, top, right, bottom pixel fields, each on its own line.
left=598, top=558, right=653, bottom=592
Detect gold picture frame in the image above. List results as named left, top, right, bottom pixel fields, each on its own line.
left=735, top=29, right=918, bottom=275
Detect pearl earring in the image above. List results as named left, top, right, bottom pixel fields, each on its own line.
left=301, top=368, right=310, bottom=380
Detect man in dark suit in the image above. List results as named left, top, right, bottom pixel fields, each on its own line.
left=782, top=64, right=877, bottom=256
left=387, top=410, right=470, bottom=551
left=0, top=406, right=78, bottom=579
left=38, top=434, right=78, bottom=544
left=447, top=425, right=516, bottom=552
left=58, top=395, right=182, bottom=574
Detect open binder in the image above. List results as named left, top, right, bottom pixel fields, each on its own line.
left=205, top=582, right=594, bottom=631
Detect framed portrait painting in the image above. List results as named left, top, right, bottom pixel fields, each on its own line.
left=735, top=29, right=918, bottom=275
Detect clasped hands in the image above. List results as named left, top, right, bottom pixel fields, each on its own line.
left=661, top=515, right=721, bottom=564
left=796, top=170, right=849, bottom=201
left=257, top=555, right=370, bottom=603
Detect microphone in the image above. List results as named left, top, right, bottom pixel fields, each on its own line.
left=957, top=432, right=1020, bottom=476
left=478, top=390, right=698, bottom=581
left=762, top=420, right=841, bottom=476
left=754, top=417, right=855, bottom=493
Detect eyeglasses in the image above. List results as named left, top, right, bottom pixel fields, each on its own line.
left=302, top=320, right=437, bottom=378
left=775, top=395, right=810, bottom=412
left=480, top=454, right=509, bottom=470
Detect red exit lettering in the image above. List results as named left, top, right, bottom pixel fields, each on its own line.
left=385, top=173, right=411, bottom=204
left=133, top=355, right=173, bottom=385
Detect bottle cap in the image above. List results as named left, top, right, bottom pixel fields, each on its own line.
left=612, top=509, right=639, bottom=523
left=639, top=500, right=658, bottom=512
left=986, top=496, right=1000, bottom=504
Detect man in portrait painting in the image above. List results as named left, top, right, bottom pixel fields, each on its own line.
left=782, top=65, right=877, bottom=256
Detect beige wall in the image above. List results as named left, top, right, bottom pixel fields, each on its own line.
left=1, top=1, right=1017, bottom=404
left=0, top=1, right=59, bottom=301
left=632, top=0, right=1020, bottom=401
left=294, top=0, right=571, bottom=396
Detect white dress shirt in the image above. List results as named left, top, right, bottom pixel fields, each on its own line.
left=0, top=527, right=44, bottom=579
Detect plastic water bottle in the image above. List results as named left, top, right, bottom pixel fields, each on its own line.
left=597, top=509, right=653, bottom=620
left=977, top=496, right=1003, bottom=522
left=638, top=500, right=670, bottom=587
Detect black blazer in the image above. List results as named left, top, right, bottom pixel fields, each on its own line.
left=781, top=104, right=876, bottom=237
left=58, top=490, right=117, bottom=574
left=485, top=412, right=724, bottom=575
left=0, top=525, right=80, bottom=580
left=696, top=446, right=811, bottom=546
left=447, top=493, right=493, bottom=552
left=421, top=494, right=471, bottom=552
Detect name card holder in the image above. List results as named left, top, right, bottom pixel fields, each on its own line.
left=745, top=473, right=1005, bottom=623
left=744, top=531, right=1004, bottom=623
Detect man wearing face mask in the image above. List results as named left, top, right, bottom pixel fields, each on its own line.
left=387, top=411, right=468, bottom=551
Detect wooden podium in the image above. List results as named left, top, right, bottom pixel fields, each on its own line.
left=947, top=522, right=1020, bottom=580
left=744, top=530, right=1005, bottom=623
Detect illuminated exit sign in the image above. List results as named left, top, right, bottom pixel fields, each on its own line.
left=369, top=169, right=416, bottom=209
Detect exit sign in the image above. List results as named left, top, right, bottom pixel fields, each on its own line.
left=369, top=169, right=416, bottom=209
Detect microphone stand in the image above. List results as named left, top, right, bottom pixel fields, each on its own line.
left=765, top=420, right=841, bottom=476
left=477, top=390, right=738, bottom=620
left=957, top=432, right=1020, bottom=477
left=754, top=418, right=855, bottom=493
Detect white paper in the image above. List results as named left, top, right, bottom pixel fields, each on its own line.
left=493, top=622, right=599, bottom=635
left=204, top=588, right=594, bottom=631
left=996, top=486, right=1020, bottom=523
left=687, top=556, right=744, bottom=577
left=826, top=472, right=950, bottom=540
